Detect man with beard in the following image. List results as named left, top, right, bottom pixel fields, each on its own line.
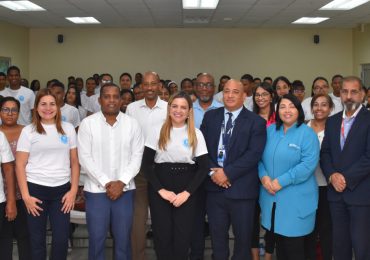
left=321, top=76, right=370, bottom=260
left=190, top=73, right=222, bottom=260
left=193, top=73, right=223, bottom=128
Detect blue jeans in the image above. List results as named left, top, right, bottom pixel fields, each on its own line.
left=26, top=182, right=70, bottom=260
left=85, top=190, right=134, bottom=260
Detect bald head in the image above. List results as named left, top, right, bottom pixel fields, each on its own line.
left=196, top=73, right=214, bottom=85
left=143, top=71, right=160, bottom=82
left=223, top=79, right=246, bottom=111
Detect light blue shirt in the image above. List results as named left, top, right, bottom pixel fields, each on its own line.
left=193, top=99, right=223, bottom=129
left=216, top=106, right=243, bottom=167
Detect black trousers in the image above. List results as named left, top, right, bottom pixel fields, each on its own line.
left=148, top=163, right=198, bottom=260
left=0, top=200, right=31, bottom=260
left=276, top=234, right=306, bottom=260
left=269, top=203, right=306, bottom=260
left=305, top=186, right=332, bottom=260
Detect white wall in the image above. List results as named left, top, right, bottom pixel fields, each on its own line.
left=353, top=24, right=370, bottom=76
left=0, top=21, right=29, bottom=78
left=29, top=27, right=353, bottom=93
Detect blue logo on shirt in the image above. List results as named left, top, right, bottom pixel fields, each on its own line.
left=62, top=116, right=67, bottom=122
left=18, top=95, right=25, bottom=102
left=60, top=135, right=68, bottom=144
left=183, top=138, right=189, bottom=148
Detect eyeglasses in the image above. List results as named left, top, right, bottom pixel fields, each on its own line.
left=255, top=92, right=271, bottom=98
left=293, top=90, right=305, bottom=94
left=101, top=79, right=112, bottom=84
left=1, top=107, right=19, bottom=114
left=142, top=82, right=158, bottom=88
left=196, top=82, right=214, bottom=89
left=340, top=89, right=361, bottom=96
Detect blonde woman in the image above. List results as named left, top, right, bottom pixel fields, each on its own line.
left=16, top=88, right=79, bottom=260
left=142, top=91, right=208, bottom=260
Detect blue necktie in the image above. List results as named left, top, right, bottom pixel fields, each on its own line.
left=224, top=112, right=233, bottom=148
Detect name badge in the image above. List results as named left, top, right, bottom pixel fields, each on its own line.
left=217, top=148, right=226, bottom=163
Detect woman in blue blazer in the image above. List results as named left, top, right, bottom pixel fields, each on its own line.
left=259, top=94, right=319, bottom=260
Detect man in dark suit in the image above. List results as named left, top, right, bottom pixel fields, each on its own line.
left=201, top=79, right=266, bottom=260
left=321, top=76, right=370, bottom=260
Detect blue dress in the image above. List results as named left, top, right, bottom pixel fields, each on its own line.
left=259, top=123, right=320, bottom=237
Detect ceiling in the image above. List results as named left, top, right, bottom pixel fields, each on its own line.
left=0, top=0, right=370, bottom=28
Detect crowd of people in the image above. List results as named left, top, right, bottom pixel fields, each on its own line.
left=0, top=65, right=370, bottom=260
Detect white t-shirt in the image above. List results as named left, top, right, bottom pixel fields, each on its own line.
left=302, top=96, right=342, bottom=120
left=307, top=121, right=327, bottom=186
left=17, top=122, right=77, bottom=187
left=80, top=93, right=90, bottom=110
left=78, top=105, right=87, bottom=120
left=87, top=94, right=100, bottom=114
left=0, top=132, right=15, bottom=203
left=2, top=86, right=35, bottom=125
left=243, top=95, right=253, bottom=111
left=146, top=125, right=208, bottom=164
left=61, top=103, right=81, bottom=128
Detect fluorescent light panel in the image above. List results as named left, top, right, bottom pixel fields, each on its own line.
left=292, top=17, right=329, bottom=24
left=320, top=0, right=370, bottom=10
left=183, top=0, right=219, bottom=9
left=0, top=1, right=45, bottom=11
left=66, top=17, right=100, bottom=24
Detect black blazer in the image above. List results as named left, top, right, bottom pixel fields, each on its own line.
left=321, top=107, right=370, bottom=205
left=200, top=106, right=266, bottom=199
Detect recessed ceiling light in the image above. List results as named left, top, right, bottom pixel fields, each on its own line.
left=320, top=0, right=370, bottom=10
left=183, top=0, right=219, bottom=9
left=224, top=17, right=232, bottom=21
left=66, top=17, right=101, bottom=24
left=292, top=17, right=329, bottom=24
left=0, top=1, right=45, bottom=11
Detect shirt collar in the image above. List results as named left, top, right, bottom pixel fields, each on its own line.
left=139, top=97, right=163, bottom=109
left=194, top=99, right=222, bottom=111
left=98, top=111, right=122, bottom=126
left=342, top=104, right=362, bottom=119
left=224, top=106, right=243, bottom=121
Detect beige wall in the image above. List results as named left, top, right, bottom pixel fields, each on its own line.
left=0, top=21, right=29, bottom=78
left=353, top=24, right=370, bottom=76
left=29, top=28, right=353, bottom=93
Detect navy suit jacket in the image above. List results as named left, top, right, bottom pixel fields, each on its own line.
left=200, top=106, right=266, bottom=200
left=321, top=107, right=370, bottom=205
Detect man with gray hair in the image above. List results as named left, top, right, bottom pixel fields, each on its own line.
left=321, top=76, right=370, bottom=260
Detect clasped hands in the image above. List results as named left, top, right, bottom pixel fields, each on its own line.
left=158, top=189, right=190, bottom=207
left=261, top=176, right=282, bottom=195
left=330, top=172, right=346, bottom=192
left=210, top=168, right=231, bottom=189
left=105, top=180, right=125, bottom=200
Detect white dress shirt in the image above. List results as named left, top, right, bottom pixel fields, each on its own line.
left=77, top=112, right=144, bottom=193
left=126, top=97, right=167, bottom=140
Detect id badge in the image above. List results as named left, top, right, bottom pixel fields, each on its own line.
left=217, top=148, right=226, bottom=163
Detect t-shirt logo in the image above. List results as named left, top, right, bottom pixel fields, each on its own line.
left=183, top=138, right=189, bottom=148
left=62, top=116, right=67, bottom=122
left=60, top=135, right=68, bottom=144
left=18, top=95, right=25, bottom=102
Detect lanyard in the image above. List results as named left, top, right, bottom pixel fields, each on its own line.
left=221, top=119, right=235, bottom=148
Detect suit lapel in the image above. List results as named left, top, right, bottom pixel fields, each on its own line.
left=227, top=107, right=248, bottom=152
left=211, top=109, right=224, bottom=159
